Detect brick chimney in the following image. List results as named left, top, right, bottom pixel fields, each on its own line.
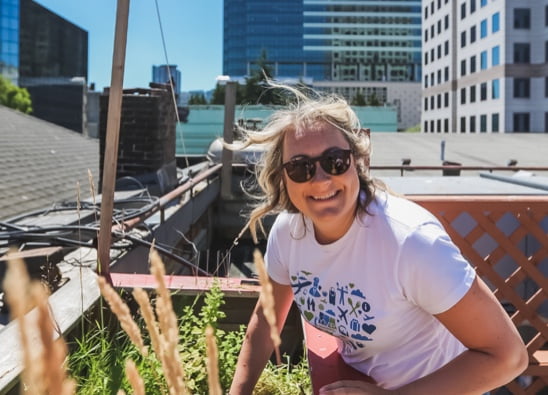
left=99, top=85, right=177, bottom=195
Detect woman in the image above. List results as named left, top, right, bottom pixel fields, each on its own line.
left=229, top=85, right=528, bottom=394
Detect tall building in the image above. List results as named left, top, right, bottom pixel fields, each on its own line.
left=422, top=0, right=548, bottom=133
left=223, top=0, right=422, bottom=130
left=152, top=64, right=181, bottom=102
left=0, top=0, right=19, bottom=83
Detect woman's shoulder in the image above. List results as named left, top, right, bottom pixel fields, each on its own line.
left=368, top=191, right=441, bottom=231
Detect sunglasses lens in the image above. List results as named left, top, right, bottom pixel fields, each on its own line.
left=285, top=159, right=315, bottom=183
left=320, top=150, right=351, bottom=175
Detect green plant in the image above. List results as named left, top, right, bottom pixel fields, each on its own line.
left=68, top=282, right=311, bottom=394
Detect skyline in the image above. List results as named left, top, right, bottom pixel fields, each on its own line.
left=36, top=0, right=223, bottom=92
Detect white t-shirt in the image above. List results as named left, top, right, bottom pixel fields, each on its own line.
left=265, top=191, right=476, bottom=389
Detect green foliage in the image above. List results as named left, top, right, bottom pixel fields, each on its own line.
left=367, top=92, right=381, bottom=106
left=351, top=92, right=366, bottom=106
left=255, top=354, right=312, bottom=395
left=67, top=283, right=311, bottom=394
left=188, top=92, right=207, bottom=105
left=0, top=75, right=32, bottom=114
left=178, top=283, right=246, bottom=393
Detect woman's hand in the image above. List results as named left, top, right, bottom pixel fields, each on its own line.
left=319, top=380, right=395, bottom=395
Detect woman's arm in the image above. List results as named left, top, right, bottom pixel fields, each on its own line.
left=229, top=278, right=294, bottom=395
left=402, top=275, right=528, bottom=394
left=320, top=276, right=528, bottom=395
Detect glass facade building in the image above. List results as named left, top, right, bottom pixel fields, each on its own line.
left=152, top=64, right=182, bottom=99
left=223, top=0, right=422, bottom=83
left=0, top=0, right=19, bottom=83
left=19, top=0, right=87, bottom=80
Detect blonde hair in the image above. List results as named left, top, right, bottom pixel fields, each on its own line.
left=234, top=83, right=379, bottom=242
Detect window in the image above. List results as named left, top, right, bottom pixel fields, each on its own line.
left=546, top=5, right=548, bottom=26
left=514, top=78, right=530, bottom=98
left=481, top=50, right=488, bottom=69
left=514, top=8, right=531, bottom=29
left=424, top=97, right=428, bottom=110
left=437, top=69, right=441, bottom=84
left=470, top=0, right=476, bottom=14
left=438, top=0, right=441, bottom=9
left=480, top=115, right=487, bottom=132
left=461, top=31, right=466, bottom=47
left=425, top=6, right=428, bottom=19
left=424, top=29, right=428, bottom=42
left=437, top=94, right=441, bottom=108
left=444, top=92, right=449, bottom=107
left=461, top=59, right=466, bottom=76
left=430, top=96, right=435, bottom=109
left=492, top=12, right=500, bottom=33
left=481, top=0, right=487, bottom=7
left=445, top=14, right=449, bottom=30
left=424, top=52, right=428, bottom=65
left=546, top=76, right=548, bottom=97
left=431, top=25, right=435, bottom=38
left=513, top=113, right=530, bottom=132
left=492, top=46, right=500, bottom=66
left=492, top=113, right=499, bottom=133
left=430, top=120, right=435, bottom=134
left=514, top=43, right=530, bottom=63
left=460, top=117, right=466, bottom=132
left=425, top=75, right=429, bottom=88
left=438, top=20, right=442, bottom=34
left=470, top=85, right=476, bottom=103
left=470, top=55, right=477, bottom=73
left=470, top=116, right=476, bottom=133
left=470, top=25, right=477, bottom=43
left=480, top=19, right=488, bottom=38
left=444, top=118, right=449, bottom=133
left=444, top=40, right=449, bottom=56
left=461, top=87, right=466, bottom=104
left=424, top=121, right=428, bottom=132
left=461, top=2, right=466, bottom=19
left=480, top=82, right=487, bottom=101
left=545, top=112, right=548, bottom=133
left=437, top=44, right=442, bottom=59
left=546, top=41, right=548, bottom=63
left=444, top=66, right=449, bottom=82
left=492, top=79, right=500, bottom=99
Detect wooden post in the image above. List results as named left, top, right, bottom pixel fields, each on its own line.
left=221, top=81, right=237, bottom=199
left=97, top=0, right=130, bottom=281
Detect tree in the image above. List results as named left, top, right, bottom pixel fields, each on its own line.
left=188, top=92, right=207, bottom=105
left=367, top=92, right=381, bottom=106
left=0, top=75, right=32, bottom=114
left=240, top=49, right=286, bottom=105
left=351, top=92, right=366, bottom=106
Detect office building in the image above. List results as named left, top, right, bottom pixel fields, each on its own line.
left=152, top=64, right=181, bottom=102
left=0, top=0, right=19, bottom=83
left=422, top=0, right=548, bottom=133
left=223, top=0, right=422, bottom=130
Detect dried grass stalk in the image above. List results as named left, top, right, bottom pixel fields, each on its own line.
left=125, top=359, right=145, bottom=395
left=3, top=252, right=75, bottom=394
left=149, top=248, right=188, bottom=395
left=97, top=276, right=148, bottom=356
left=253, top=249, right=281, bottom=363
left=205, top=325, right=222, bottom=395
left=132, top=288, right=162, bottom=358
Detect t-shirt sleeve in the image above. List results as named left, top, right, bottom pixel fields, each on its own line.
left=399, top=222, right=476, bottom=315
left=264, top=214, right=291, bottom=285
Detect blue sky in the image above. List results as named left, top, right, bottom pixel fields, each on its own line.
left=36, top=0, right=223, bottom=91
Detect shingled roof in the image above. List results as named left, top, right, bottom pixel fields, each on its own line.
left=0, top=105, right=99, bottom=221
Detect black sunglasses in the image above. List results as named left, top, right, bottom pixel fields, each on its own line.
left=282, top=148, right=353, bottom=183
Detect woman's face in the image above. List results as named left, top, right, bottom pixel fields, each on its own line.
left=282, top=122, right=360, bottom=243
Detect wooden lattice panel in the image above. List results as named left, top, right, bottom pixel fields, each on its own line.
left=412, top=196, right=548, bottom=394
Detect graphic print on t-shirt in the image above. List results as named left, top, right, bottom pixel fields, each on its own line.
left=291, top=270, right=376, bottom=351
